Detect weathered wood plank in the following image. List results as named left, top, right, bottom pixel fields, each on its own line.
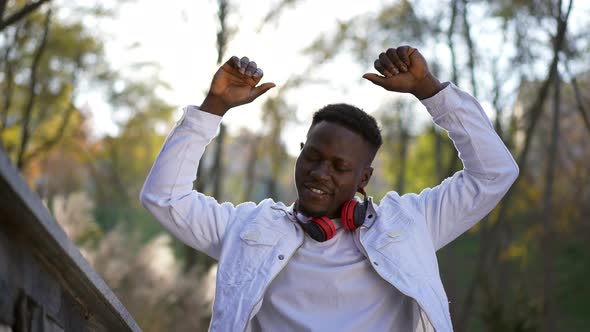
left=0, top=148, right=141, bottom=331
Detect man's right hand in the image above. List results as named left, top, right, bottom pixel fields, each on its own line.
left=200, top=56, right=276, bottom=116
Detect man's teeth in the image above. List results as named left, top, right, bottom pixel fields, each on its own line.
left=310, top=188, right=325, bottom=195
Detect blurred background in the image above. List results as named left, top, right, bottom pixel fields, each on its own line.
left=1, top=0, right=589, bottom=331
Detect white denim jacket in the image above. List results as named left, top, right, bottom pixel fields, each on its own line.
left=140, top=83, right=519, bottom=332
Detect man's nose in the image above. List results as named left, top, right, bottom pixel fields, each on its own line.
left=310, top=162, right=331, bottom=180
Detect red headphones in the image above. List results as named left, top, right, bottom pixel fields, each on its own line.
left=294, top=188, right=369, bottom=242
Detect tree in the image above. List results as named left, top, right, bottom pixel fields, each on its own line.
left=0, top=4, right=107, bottom=171
left=92, top=76, right=176, bottom=234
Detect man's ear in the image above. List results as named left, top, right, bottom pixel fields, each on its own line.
left=359, top=166, right=374, bottom=189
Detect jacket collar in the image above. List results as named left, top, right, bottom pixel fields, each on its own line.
left=271, top=204, right=297, bottom=223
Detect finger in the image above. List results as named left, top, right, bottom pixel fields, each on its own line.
left=406, top=47, right=418, bottom=67
left=252, top=68, right=263, bottom=84
left=253, top=68, right=263, bottom=79
left=239, top=56, right=250, bottom=74
left=250, top=82, right=276, bottom=100
left=379, top=52, right=398, bottom=76
left=397, top=45, right=414, bottom=68
left=386, top=48, right=407, bottom=73
left=245, top=61, right=258, bottom=77
left=362, top=73, right=388, bottom=88
left=375, top=59, right=394, bottom=78
left=229, top=55, right=241, bottom=70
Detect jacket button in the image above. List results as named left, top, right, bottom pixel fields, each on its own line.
left=278, top=254, right=285, bottom=260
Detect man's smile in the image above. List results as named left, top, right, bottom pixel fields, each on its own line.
left=304, top=183, right=332, bottom=196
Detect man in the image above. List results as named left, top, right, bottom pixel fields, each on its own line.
left=140, top=45, right=519, bottom=331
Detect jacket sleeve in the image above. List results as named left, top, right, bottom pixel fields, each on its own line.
left=139, top=105, right=241, bottom=260
left=399, top=83, right=519, bottom=250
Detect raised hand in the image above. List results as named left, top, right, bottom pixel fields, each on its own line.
left=201, top=56, right=276, bottom=116
left=362, top=46, right=444, bottom=100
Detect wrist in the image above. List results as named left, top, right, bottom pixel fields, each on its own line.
left=412, top=73, right=444, bottom=100
left=200, top=94, right=230, bottom=116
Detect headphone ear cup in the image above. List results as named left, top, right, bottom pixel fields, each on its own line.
left=342, top=199, right=367, bottom=230
left=353, top=201, right=367, bottom=228
left=308, top=216, right=336, bottom=242
left=342, top=200, right=358, bottom=231
left=300, top=222, right=326, bottom=242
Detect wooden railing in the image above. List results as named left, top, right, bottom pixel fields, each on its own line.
left=0, top=149, right=140, bottom=332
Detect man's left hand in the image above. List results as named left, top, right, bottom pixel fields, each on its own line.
left=363, top=46, right=444, bottom=100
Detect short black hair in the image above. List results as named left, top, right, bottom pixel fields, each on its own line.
left=311, top=103, right=383, bottom=156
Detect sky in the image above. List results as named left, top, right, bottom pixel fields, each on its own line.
left=81, top=0, right=431, bottom=156
left=74, top=0, right=589, bottom=156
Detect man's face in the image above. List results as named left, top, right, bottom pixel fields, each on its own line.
left=295, top=121, right=373, bottom=218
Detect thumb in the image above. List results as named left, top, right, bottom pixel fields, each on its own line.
left=362, top=73, right=388, bottom=88
left=251, top=82, right=276, bottom=100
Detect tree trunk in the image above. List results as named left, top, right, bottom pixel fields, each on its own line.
left=0, top=0, right=7, bottom=22
left=447, top=0, right=459, bottom=85
left=441, top=1, right=461, bottom=325
left=491, top=57, right=504, bottom=138
left=541, top=65, right=560, bottom=332
left=211, top=123, right=225, bottom=199
left=185, top=0, right=230, bottom=271
left=210, top=0, right=229, bottom=200
left=16, top=7, right=51, bottom=170
left=0, top=21, right=21, bottom=134
left=460, top=0, right=477, bottom=98
left=242, top=135, right=259, bottom=201
left=564, top=60, right=590, bottom=135
left=395, top=122, right=408, bottom=194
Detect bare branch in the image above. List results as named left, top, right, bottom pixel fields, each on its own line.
left=22, top=101, right=77, bottom=165
left=259, top=0, right=301, bottom=29
left=0, top=0, right=51, bottom=32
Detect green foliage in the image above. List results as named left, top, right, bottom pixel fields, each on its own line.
left=91, top=78, right=175, bottom=235
left=0, top=4, right=108, bottom=170
left=0, top=0, right=177, bottom=244
left=555, top=239, right=590, bottom=330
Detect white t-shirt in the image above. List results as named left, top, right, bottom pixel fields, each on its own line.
left=249, top=217, right=421, bottom=331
